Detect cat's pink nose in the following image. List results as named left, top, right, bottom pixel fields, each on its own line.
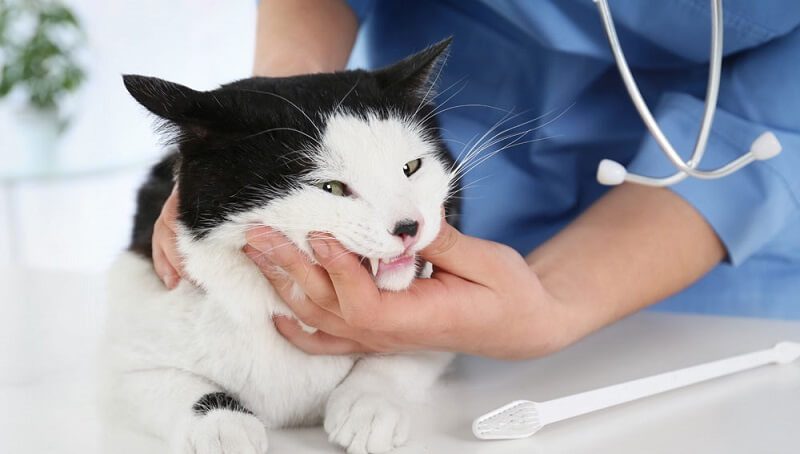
left=391, top=219, right=421, bottom=249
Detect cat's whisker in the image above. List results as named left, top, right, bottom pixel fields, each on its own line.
left=333, top=77, right=361, bottom=115
left=451, top=130, right=484, bottom=169
left=417, top=102, right=511, bottom=128
left=241, top=126, right=323, bottom=148
left=450, top=103, right=574, bottom=179
left=449, top=105, right=561, bottom=173
left=411, top=49, right=454, bottom=119
left=456, top=136, right=560, bottom=181
left=429, top=75, right=468, bottom=104
left=447, top=174, right=493, bottom=196
left=412, top=74, right=466, bottom=121
left=457, top=103, right=567, bottom=162
left=236, top=88, right=324, bottom=139
left=451, top=127, right=535, bottom=179
left=459, top=126, right=534, bottom=165
left=449, top=108, right=528, bottom=174
left=456, top=135, right=542, bottom=179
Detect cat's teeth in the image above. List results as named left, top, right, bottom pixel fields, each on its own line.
left=369, top=258, right=380, bottom=276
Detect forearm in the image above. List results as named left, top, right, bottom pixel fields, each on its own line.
left=253, top=0, right=358, bottom=77
left=527, top=184, right=725, bottom=345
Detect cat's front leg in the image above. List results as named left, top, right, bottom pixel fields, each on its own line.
left=324, top=352, right=452, bottom=454
left=112, top=369, right=268, bottom=454
left=177, top=392, right=269, bottom=454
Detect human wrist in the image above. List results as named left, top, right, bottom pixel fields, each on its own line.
left=490, top=274, right=569, bottom=360
left=524, top=263, right=598, bottom=354
left=533, top=287, right=577, bottom=356
left=253, top=53, right=336, bottom=77
left=254, top=0, right=356, bottom=78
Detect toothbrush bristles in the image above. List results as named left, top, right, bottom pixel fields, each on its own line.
left=473, top=400, right=543, bottom=440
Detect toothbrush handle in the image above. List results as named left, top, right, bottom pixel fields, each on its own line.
left=538, top=347, right=781, bottom=425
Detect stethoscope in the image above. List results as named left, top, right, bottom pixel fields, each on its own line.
left=593, top=0, right=784, bottom=187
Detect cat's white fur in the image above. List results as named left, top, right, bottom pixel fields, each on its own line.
left=103, top=113, right=454, bottom=454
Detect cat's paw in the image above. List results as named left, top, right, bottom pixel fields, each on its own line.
left=324, top=387, right=410, bottom=454
left=173, top=410, right=268, bottom=454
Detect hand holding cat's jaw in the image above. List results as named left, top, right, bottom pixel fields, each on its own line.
left=244, top=221, right=571, bottom=359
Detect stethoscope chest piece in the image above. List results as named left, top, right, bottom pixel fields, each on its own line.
left=593, top=0, right=783, bottom=187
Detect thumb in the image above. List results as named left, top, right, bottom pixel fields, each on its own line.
left=419, top=219, right=503, bottom=286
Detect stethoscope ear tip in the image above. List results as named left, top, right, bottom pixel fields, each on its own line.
left=751, top=131, right=782, bottom=161
left=597, top=159, right=627, bottom=186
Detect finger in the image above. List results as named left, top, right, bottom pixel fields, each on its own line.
left=308, top=236, right=459, bottom=335
left=244, top=245, right=342, bottom=328
left=152, top=187, right=185, bottom=285
left=244, top=244, right=296, bottom=296
left=274, top=316, right=372, bottom=355
left=419, top=218, right=514, bottom=286
left=246, top=227, right=341, bottom=314
left=160, top=219, right=185, bottom=275
left=152, top=231, right=179, bottom=289
left=307, top=234, right=385, bottom=328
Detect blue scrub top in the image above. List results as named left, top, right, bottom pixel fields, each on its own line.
left=346, top=0, right=800, bottom=319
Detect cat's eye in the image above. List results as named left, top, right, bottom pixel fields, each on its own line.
left=317, top=181, right=348, bottom=196
left=403, top=158, right=422, bottom=177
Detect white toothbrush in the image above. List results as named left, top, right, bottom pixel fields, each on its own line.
left=473, top=341, right=800, bottom=440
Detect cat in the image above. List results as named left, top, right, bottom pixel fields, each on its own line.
left=102, top=38, right=460, bottom=454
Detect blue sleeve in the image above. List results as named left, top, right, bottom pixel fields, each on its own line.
left=607, top=0, right=800, bottom=63
left=627, top=28, right=800, bottom=265
left=345, top=0, right=375, bottom=23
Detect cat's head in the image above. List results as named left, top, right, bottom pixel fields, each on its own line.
left=124, top=38, right=458, bottom=291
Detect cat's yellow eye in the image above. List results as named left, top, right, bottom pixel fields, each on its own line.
left=403, top=158, right=422, bottom=177
left=317, top=181, right=348, bottom=196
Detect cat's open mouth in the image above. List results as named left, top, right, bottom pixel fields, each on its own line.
left=361, top=254, right=416, bottom=278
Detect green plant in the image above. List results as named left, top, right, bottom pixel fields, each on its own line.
left=0, top=0, right=85, bottom=111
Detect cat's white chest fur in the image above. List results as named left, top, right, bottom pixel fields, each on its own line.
left=105, top=251, right=355, bottom=428
left=104, top=250, right=451, bottom=454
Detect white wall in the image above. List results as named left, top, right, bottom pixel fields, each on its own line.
left=0, top=0, right=256, bottom=272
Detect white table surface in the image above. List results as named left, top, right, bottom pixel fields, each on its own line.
left=1, top=267, right=798, bottom=454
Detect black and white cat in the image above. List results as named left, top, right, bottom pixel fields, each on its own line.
left=103, top=39, right=459, bottom=454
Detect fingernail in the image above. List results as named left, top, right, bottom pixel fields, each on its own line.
left=309, top=233, right=331, bottom=259
left=273, top=315, right=300, bottom=332
left=163, top=273, right=179, bottom=289
left=244, top=244, right=272, bottom=266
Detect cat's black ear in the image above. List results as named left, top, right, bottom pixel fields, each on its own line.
left=123, top=75, right=207, bottom=124
left=375, top=37, right=452, bottom=97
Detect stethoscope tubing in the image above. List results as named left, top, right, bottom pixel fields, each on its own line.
left=593, top=0, right=781, bottom=187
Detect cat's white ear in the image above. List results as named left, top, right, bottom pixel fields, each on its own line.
left=374, top=37, right=452, bottom=98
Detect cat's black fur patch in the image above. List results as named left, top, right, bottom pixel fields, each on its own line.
left=192, top=392, right=253, bottom=416
left=126, top=38, right=460, bottom=258
left=129, top=151, right=179, bottom=258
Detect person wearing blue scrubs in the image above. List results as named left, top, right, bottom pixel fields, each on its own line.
left=155, top=0, right=800, bottom=358
left=342, top=0, right=800, bottom=319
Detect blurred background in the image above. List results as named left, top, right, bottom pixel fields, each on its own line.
left=0, top=2, right=257, bottom=451
left=0, top=0, right=256, bottom=272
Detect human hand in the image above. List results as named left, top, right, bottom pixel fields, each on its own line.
left=152, top=186, right=184, bottom=289
left=243, top=219, right=571, bottom=360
